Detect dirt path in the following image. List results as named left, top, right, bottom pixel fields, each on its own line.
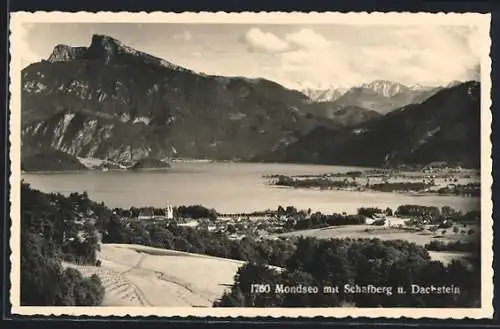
left=65, top=244, right=243, bottom=306
left=62, top=262, right=148, bottom=306
left=155, top=271, right=213, bottom=303
left=125, top=253, right=213, bottom=305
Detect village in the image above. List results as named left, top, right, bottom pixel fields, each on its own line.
left=112, top=200, right=480, bottom=247
left=265, top=164, right=480, bottom=197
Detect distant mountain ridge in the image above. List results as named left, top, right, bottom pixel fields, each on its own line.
left=255, top=81, right=481, bottom=168
left=301, top=80, right=445, bottom=114
left=300, top=85, right=348, bottom=102
left=22, top=34, right=352, bottom=168
left=360, top=80, right=409, bottom=97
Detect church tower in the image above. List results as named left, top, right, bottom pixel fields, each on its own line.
left=165, top=205, right=174, bottom=220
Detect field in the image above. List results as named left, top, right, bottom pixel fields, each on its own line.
left=274, top=222, right=478, bottom=245
left=428, top=251, right=472, bottom=266
left=273, top=221, right=479, bottom=265
left=64, top=244, right=245, bottom=307
left=271, top=168, right=480, bottom=196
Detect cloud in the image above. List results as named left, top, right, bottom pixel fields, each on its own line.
left=271, top=25, right=483, bottom=89
left=173, top=31, right=192, bottom=41
left=466, top=64, right=481, bottom=81
left=175, top=25, right=483, bottom=89
left=280, top=51, right=363, bottom=89
left=284, top=28, right=332, bottom=51
left=454, top=25, right=483, bottom=64
left=279, top=50, right=310, bottom=66
left=241, top=27, right=332, bottom=54
left=242, top=28, right=289, bottom=53
left=15, top=23, right=43, bottom=68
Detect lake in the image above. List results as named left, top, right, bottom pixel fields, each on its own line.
left=22, top=162, right=480, bottom=214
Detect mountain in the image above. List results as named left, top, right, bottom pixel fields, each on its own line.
left=254, top=81, right=480, bottom=168
left=302, top=80, right=443, bottom=115
left=446, top=80, right=464, bottom=88
left=21, top=148, right=88, bottom=172
left=324, top=105, right=383, bottom=127
left=360, top=80, right=408, bottom=97
left=298, top=84, right=386, bottom=124
left=331, top=80, right=443, bottom=114
left=22, top=34, right=348, bottom=166
left=301, top=85, right=347, bottom=102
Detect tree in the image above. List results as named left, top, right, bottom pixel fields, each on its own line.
left=214, top=286, right=246, bottom=307
left=385, top=207, right=393, bottom=216
left=358, top=207, right=383, bottom=218
left=21, top=232, right=62, bottom=305
left=227, top=224, right=237, bottom=235
left=280, top=270, right=319, bottom=307
left=74, top=275, right=105, bottom=306
left=221, top=263, right=281, bottom=307
left=56, top=267, right=83, bottom=305
left=285, top=206, right=297, bottom=216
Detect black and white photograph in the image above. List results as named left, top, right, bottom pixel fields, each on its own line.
left=8, top=12, right=493, bottom=318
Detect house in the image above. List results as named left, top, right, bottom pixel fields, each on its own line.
left=178, top=220, right=199, bottom=228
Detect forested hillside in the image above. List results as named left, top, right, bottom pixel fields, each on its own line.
left=21, top=183, right=105, bottom=305
left=215, top=237, right=480, bottom=308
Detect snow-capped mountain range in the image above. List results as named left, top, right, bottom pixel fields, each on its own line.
left=299, top=86, right=348, bottom=103
left=300, top=80, right=438, bottom=103
left=361, top=80, right=410, bottom=97
left=297, top=79, right=465, bottom=114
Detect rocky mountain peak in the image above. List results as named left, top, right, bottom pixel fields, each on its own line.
left=299, top=85, right=348, bottom=102
left=86, top=34, right=136, bottom=63
left=46, top=34, right=125, bottom=63
left=89, top=34, right=191, bottom=71
left=46, top=34, right=191, bottom=72
left=47, top=44, right=87, bottom=63
left=361, top=80, right=409, bottom=97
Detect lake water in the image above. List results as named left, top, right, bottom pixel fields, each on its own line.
left=22, top=162, right=480, bottom=214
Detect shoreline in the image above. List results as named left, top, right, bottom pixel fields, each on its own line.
left=21, top=167, right=172, bottom=175
left=22, top=169, right=91, bottom=175
left=22, top=158, right=481, bottom=174
left=268, top=184, right=480, bottom=199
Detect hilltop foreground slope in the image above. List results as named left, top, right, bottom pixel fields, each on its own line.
left=66, top=244, right=245, bottom=306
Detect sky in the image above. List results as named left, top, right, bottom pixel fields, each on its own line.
left=18, top=22, right=482, bottom=90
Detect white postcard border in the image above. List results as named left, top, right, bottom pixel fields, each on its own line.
left=8, top=11, right=494, bottom=319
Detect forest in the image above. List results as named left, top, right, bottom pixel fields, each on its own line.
left=214, top=237, right=481, bottom=308
left=21, top=183, right=105, bottom=305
